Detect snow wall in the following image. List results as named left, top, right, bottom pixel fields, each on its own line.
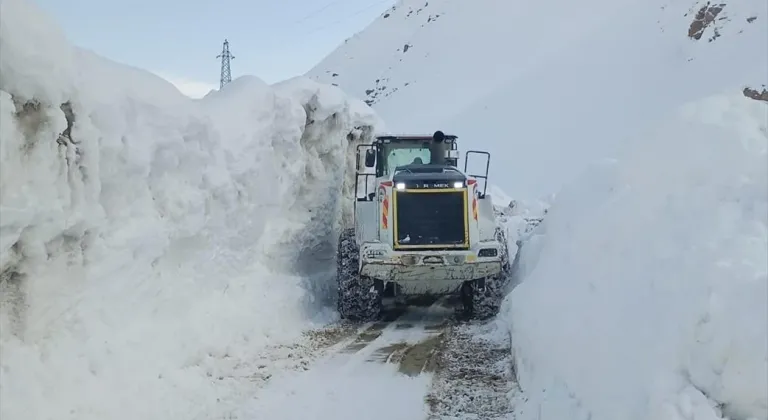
left=0, top=0, right=381, bottom=419
left=501, top=91, right=768, bottom=420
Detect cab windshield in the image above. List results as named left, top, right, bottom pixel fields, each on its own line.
left=382, top=143, right=432, bottom=175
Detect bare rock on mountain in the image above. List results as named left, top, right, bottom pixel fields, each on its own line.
left=688, top=3, right=726, bottom=41
left=743, top=86, right=768, bottom=102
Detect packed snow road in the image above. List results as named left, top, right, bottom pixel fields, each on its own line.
left=226, top=296, right=517, bottom=420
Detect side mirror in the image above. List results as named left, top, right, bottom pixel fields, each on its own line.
left=365, top=149, right=376, bottom=168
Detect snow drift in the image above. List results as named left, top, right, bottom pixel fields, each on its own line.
left=0, top=0, right=380, bottom=419
left=502, top=91, right=768, bottom=420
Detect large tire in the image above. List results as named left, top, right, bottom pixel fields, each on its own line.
left=495, top=226, right=512, bottom=275
left=461, top=275, right=503, bottom=320
left=337, top=228, right=381, bottom=321
left=494, top=226, right=513, bottom=294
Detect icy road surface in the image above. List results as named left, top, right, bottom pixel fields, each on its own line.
left=228, top=297, right=517, bottom=420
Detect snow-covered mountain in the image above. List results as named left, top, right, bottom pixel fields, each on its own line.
left=309, top=0, right=767, bottom=199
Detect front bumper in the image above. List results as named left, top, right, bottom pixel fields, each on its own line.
left=359, top=242, right=503, bottom=294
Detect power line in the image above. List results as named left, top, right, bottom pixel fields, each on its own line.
left=301, top=0, right=391, bottom=37
left=294, top=0, right=349, bottom=25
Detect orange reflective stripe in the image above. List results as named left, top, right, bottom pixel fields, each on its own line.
left=382, top=196, right=389, bottom=228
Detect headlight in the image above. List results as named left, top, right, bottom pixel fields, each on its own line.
left=478, top=248, right=498, bottom=257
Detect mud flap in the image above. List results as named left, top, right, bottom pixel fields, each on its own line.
left=475, top=277, right=487, bottom=292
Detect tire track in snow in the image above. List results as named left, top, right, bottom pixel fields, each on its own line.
left=358, top=297, right=453, bottom=376
left=425, top=320, right=518, bottom=420
left=224, top=296, right=518, bottom=419
left=239, top=297, right=444, bottom=385
left=228, top=300, right=448, bottom=420
left=318, top=295, right=454, bottom=376
left=348, top=297, right=518, bottom=419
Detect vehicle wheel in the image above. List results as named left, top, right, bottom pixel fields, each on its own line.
left=495, top=226, right=512, bottom=275
left=494, top=227, right=513, bottom=293
left=461, top=276, right=503, bottom=320
left=337, top=228, right=381, bottom=321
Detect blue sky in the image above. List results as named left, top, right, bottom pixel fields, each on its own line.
left=34, top=0, right=395, bottom=97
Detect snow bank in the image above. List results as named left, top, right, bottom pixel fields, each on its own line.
left=0, top=0, right=380, bottom=419
left=501, top=91, right=768, bottom=420
left=490, top=190, right=551, bottom=282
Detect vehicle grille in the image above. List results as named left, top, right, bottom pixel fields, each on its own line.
left=393, top=190, right=468, bottom=249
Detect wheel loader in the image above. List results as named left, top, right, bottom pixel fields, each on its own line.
left=336, top=131, right=510, bottom=321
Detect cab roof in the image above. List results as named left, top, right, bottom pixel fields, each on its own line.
left=375, top=134, right=458, bottom=142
